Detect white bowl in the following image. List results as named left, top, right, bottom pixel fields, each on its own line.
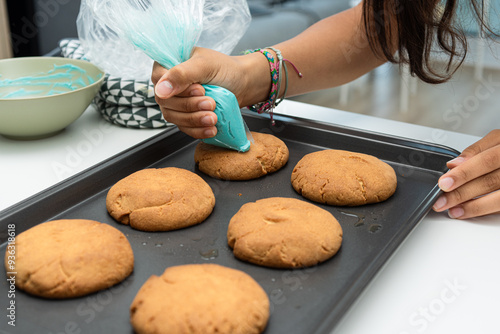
left=0, top=57, right=105, bottom=140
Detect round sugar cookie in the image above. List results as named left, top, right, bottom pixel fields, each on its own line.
left=291, top=149, right=397, bottom=206
left=227, top=197, right=343, bottom=268
left=5, top=219, right=134, bottom=299
left=106, top=167, right=215, bottom=231
left=194, top=131, right=289, bottom=180
left=130, top=264, right=270, bottom=334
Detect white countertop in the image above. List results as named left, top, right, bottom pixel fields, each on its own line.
left=1, top=100, right=499, bottom=334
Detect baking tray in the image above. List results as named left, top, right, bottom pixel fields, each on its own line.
left=0, top=111, right=459, bottom=334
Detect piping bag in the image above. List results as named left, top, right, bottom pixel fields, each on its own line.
left=82, top=0, right=252, bottom=152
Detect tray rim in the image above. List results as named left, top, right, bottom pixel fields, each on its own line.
left=246, top=110, right=461, bottom=157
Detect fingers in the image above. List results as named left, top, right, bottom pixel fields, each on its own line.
left=162, top=108, right=218, bottom=139
left=151, top=61, right=166, bottom=85
left=155, top=77, right=206, bottom=100
left=438, top=144, right=500, bottom=192
left=156, top=92, right=213, bottom=114
left=456, top=191, right=500, bottom=219
left=433, top=130, right=500, bottom=219
left=152, top=62, right=206, bottom=96
left=445, top=156, right=466, bottom=169
left=462, top=129, right=500, bottom=157
left=151, top=54, right=220, bottom=139
left=177, top=124, right=217, bottom=139
left=434, top=189, right=500, bottom=220
left=160, top=100, right=218, bottom=138
left=179, top=83, right=205, bottom=98
left=162, top=106, right=216, bottom=128
left=152, top=61, right=195, bottom=99
left=433, top=168, right=500, bottom=217
left=152, top=49, right=219, bottom=100
left=447, top=129, right=500, bottom=169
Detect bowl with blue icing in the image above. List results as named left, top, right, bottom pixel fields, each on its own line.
left=0, top=57, right=104, bottom=139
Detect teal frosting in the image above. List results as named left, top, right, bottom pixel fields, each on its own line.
left=0, top=64, right=100, bottom=99
left=201, top=85, right=251, bottom=152
left=114, top=18, right=250, bottom=152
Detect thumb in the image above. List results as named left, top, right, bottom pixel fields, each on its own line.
left=154, top=51, right=213, bottom=99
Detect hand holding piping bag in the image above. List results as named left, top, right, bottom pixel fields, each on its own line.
left=151, top=47, right=266, bottom=140
left=86, top=0, right=252, bottom=151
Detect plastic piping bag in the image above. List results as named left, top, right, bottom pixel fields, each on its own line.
left=82, top=0, right=252, bottom=152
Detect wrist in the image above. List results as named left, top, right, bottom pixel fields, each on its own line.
left=236, top=52, right=272, bottom=107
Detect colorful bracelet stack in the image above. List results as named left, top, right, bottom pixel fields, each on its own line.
left=245, top=47, right=302, bottom=125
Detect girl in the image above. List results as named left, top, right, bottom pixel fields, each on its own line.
left=152, top=0, right=500, bottom=220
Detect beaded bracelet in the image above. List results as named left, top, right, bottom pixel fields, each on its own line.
left=266, top=47, right=284, bottom=108
left=245, top=48, right=302, bottom=125
left=244, top=48, right=280, bottom=124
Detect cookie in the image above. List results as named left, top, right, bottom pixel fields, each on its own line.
left=6, top=219, right=134, bottom=299
left=130, top=264, right=269, bottom=334
left=227, top=197, right=343, bottom=268
left=106, top=167, right=215, bottom=231
left=291, top=149, right=397, bottom=206
left=194, top=131, right=289, bottom=180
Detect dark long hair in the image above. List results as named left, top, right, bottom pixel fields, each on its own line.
left=363, top=0, right=497, bottom=84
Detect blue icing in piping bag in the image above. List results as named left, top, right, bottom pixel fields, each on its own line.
left=203, top=85, right=251, bottom=152
left=85, top=0, right=252, bottom=152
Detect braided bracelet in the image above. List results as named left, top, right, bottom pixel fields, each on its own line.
left=244, top=49, right=279, bottom=124
left=245, top=48, right=302, bottom=125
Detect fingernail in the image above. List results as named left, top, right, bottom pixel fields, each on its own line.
left=191, top=89, right=203, bottom=96
left=439, top=177, right=454, bottom=191
left=448, top=206, right=464, bottom=219
left=198, top=100, right=213, bottom=111
left=448, top=157, right=465, bottom=165
left=201, top=115, right=216, bottom=126
left=155, top=81, right=173, bottom=98
left=204, top=128, right=216, bottom=138
left=433, top=195, right=447, bottom=210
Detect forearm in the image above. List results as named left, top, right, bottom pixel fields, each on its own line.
left=239, top=3, right=385, bottom=105
left=276, top=3, right=384, bottom=96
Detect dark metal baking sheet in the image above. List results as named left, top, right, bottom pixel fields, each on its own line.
left=0, top=111, right=459, bottom=334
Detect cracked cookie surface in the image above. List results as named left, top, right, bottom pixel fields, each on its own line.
left=130, top=264, right=269, bottom=334
left=194, top=132, right=289, bottom=180
left=6, top=219, right=134, bottom=299
left=291, top=150, right=397, bottom=206
left=106, top=167, right=215, bottom=231
left=227, top=197, right=343, bottom=268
